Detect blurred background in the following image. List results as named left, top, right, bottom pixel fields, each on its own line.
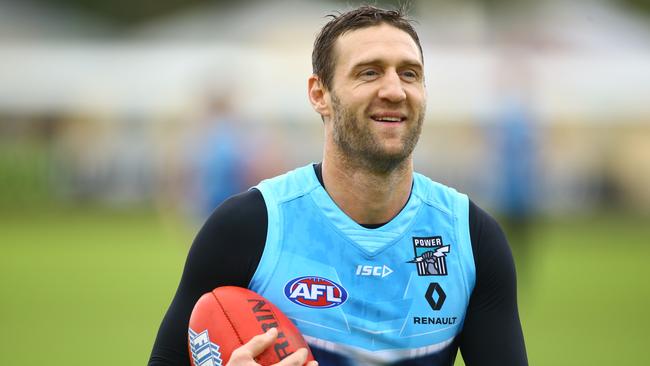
left=1, top=0, right=649, bottom=364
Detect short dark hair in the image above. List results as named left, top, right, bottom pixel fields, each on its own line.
left=312, top=4, right=423, bottom=90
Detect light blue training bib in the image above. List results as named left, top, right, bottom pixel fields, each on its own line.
left=250, top=164, right=475, bottom=365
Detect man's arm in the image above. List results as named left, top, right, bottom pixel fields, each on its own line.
left=459, top=200, right=528, bottom=365
left=148, top=189, right=268, bottom=365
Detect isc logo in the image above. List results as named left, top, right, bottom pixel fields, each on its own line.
left=284, top=276, right=348, bottom=309
left=355, top=264, right=393, bottom=278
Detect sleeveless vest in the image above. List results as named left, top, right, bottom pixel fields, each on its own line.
left=250, top=164, right=475, bottom=365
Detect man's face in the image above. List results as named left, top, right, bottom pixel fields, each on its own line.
left=326, top=23, right=426, bottom=172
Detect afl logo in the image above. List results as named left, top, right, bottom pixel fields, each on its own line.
left=284, top=276, right=348, bottom=309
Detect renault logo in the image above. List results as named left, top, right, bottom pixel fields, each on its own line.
left=425, top=282, right=446, bottom=311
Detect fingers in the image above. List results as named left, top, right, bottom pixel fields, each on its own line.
left=274, top=348, right=318, bottom=366
left=228, top=329, right=318, bottom=366
left=230, top=327, right=279, bottom=362
left=249, top=327, right=279, bottom=357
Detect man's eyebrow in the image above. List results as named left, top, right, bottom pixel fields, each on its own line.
left=350, top=58, right=423, bottom=71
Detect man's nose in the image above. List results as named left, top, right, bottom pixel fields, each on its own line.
left=377, top=71, right=407, bottom=103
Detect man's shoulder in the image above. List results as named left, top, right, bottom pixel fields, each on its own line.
left=255, top=164, right=320, bottom=203
left=412, top=171, right=468, bottom=212
left=413, top=171, right=463, bottom=193
left=206, top=189, right=267, bottom=226
left=411, top=173, right=502, bottom=238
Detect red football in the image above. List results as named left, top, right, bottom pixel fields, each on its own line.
left=188, top=286, right=314, bottom=366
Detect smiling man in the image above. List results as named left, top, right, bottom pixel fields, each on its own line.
left=149, top=5, right=527, bottom=366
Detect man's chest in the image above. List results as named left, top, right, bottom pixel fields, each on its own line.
left=250, top=223, right=472, bottom=353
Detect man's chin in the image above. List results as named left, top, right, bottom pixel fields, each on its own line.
left=376, top=141, right=414, bottom=160
left=359, top=149, right=411, bottom=173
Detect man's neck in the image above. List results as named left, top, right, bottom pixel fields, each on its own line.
left=321, top=154, right=413, bottom=225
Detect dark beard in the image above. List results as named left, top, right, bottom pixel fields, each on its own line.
left=331, top=93, right=424, bottom=174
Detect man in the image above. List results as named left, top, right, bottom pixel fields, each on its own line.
left=149, top=5, right=527, bottom=366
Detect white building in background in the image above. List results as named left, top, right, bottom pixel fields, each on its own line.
left=1, top=0, right=650, bottom=211
left=1, top=0, right=649, bottom=122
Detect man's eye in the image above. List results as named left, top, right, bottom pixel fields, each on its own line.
left=401, top=70, right=419, bottom=80
left=360, top=69, right=379, bottom=78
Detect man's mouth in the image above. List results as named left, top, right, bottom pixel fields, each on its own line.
left=370, top=114, right=406, bottom=123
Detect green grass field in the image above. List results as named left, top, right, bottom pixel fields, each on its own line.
left=1, top=206, right=648, bottom=365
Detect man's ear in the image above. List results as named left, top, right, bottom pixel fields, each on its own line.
left=308, top=75, right=331, bottom=119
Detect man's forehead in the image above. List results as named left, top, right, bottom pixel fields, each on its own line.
left=334, top=24, right=422, bottom=68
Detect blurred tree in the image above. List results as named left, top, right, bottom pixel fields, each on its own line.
left=25, top=0, right=650, bottom=27
left=620, top=0, right=650, bottom=15
left=31, top=0, right=215, bottom=25
left=27, top=0, right=420, bottom=26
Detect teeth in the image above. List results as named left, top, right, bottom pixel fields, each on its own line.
left=376, top=117, right=402, bottom=122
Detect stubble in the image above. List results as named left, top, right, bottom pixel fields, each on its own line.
left=330, top=92, right=424, bottom=175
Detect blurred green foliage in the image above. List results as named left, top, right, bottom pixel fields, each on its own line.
left=621, top=0, right=650, bottom=15
left=0, top=142, right=53, bottom=205
left=1, top=207, right=648, bottom=365
left=29, top=0, right=650, bottom=26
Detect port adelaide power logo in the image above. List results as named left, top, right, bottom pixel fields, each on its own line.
left=408, top=236, right=450, bottom=276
